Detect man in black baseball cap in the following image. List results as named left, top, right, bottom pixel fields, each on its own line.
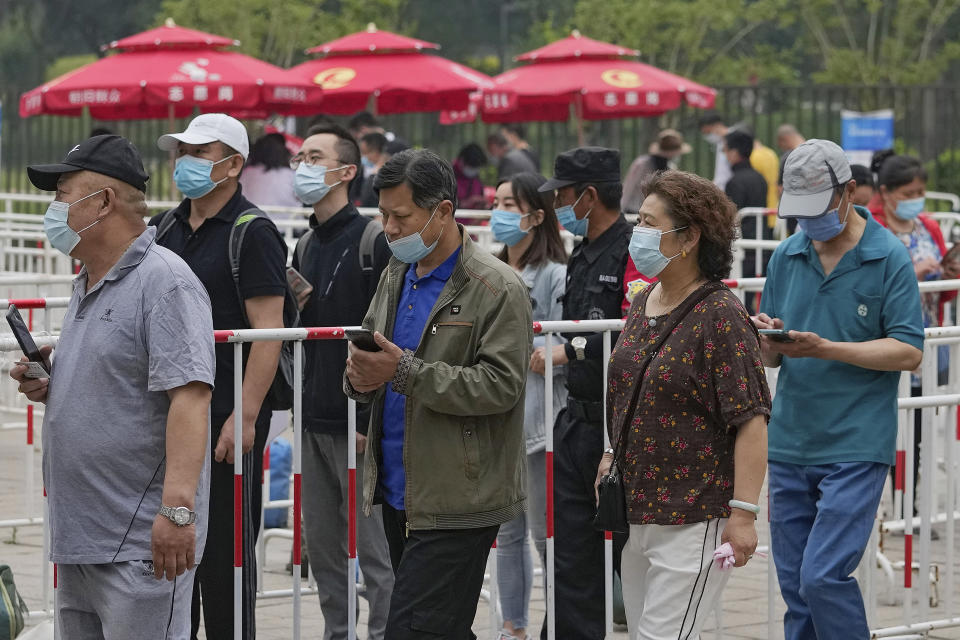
left=531, top=145, right=630, bottom=639
left=15, top=135, right=216, bottom=638
left=28, top=134, right=149, bottom=193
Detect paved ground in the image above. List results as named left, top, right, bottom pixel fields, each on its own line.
left=4, top=420, right=960, bottom=639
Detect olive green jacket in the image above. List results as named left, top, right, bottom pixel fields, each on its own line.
left=344, top=227, right=532, bottom=530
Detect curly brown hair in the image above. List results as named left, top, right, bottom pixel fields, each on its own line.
left=640, top=170, right=738, bottom=280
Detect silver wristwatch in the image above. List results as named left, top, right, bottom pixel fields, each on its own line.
left=159, top=505, right=197, bottom=527
left=571, top=336, right=587, bottom=361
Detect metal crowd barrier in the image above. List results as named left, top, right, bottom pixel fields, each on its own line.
left=5, top=281, right=960, bottom=639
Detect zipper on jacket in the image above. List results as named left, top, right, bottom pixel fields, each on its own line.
left=405, top=520, right=411, bottom=538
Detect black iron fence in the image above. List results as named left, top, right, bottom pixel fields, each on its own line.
left=2, top=84, right=959, bottom=205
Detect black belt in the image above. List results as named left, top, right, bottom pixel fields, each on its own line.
left=566, top=397, right=604, bottom=423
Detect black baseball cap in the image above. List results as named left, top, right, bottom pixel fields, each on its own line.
left=28, top=135, right=149, bottom=193
left=539, top=146, right=621, bottom=192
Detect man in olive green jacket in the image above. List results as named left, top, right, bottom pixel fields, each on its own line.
left=344, top=149, right=532, bottom=639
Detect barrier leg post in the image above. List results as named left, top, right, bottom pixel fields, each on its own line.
left=602, top=331, right=613, bottom=636
left=918, top=349, right=936, bottom=618
left=347, top=397, right=357, bottom=640
left=904, top=388, right=915, bottom=626
left=293, top=341, right=303, bottom=640
left=544, top=333, right=556, bottom=640
left=233, top=342, right=243, bottom=640
left=257, top=443, right=269, bottom=596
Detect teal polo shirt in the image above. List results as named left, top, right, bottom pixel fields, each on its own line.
left=760, top=206, right=924, bottom=466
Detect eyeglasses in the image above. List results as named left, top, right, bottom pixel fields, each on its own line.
left=290, top=153, right=340, bottom=170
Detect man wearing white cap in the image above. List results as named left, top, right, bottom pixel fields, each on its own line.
left=153, top=113, right=289, bottom=639
left=754, top=139, right=924, bottom=639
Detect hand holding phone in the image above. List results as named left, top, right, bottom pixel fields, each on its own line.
left=6, top=304, right=50, bottom=376
left=345, top=329, right=382, bottom=352
left=758, top=328, right=795, bottom=343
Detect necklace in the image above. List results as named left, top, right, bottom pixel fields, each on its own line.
left=657, top=277, right=705, bottom=309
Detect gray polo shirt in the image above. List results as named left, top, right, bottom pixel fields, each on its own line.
left=42, top=226, right=216, bottom=564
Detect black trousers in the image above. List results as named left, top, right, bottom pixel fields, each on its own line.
left=191, top=412, right=270, bottom=640
left=382, top=503, right=499, bottom=639
left=542, top=407, right=624, bottom=640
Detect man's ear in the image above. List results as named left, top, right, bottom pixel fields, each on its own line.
left=342, top=163, right=358, bottom=183
left=226, top=155, right=245, bottom=178
left=98, top=187, right=116, bottom=219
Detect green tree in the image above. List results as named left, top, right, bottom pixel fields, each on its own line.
left=158, top=0, right=412, bottom=68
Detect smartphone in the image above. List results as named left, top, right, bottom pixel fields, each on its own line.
left=6, top=304, right=50, bottom=377
left=345, top=328, right=381, bottom=352
left=758, top=328, right=795, bottom=343
left=286, top=267, right=314, bottom=298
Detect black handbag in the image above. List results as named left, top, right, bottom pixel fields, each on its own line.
left=593, top=281, right=724, bottom=533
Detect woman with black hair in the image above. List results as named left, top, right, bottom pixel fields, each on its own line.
left=239, top=132, right=300, bottom=211
left=490, top=172, right=567, bottom=640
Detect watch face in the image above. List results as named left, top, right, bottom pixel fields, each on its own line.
left=173, top=507, right=191, bottom=525
left=572, top=337, right=587, bottom=349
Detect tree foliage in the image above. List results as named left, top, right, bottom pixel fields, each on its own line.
left=157, top=0, right=412, bottom=68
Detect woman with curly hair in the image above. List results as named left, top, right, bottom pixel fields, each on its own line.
left=596, top=170, right=771, bottom=638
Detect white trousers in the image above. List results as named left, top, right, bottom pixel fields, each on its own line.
left=621, top=519, right=731, bottom=640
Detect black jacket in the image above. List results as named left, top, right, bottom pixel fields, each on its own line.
left=292, top=203, right=391, bottom=434
left=725, top=161, right=768, bottom=240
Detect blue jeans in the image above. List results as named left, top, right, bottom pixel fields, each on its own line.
left=769, top=461, right=888, bottom=640
left=496, top=449, right=547, bottom=630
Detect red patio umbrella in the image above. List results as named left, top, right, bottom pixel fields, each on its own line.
left=287, top=23, right=497, bottom=115
left=480, top=31, right=715, bottom=125
left=19, top=20, right=322, bottom=120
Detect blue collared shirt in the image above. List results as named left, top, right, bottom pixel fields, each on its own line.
left=759, top=207, right=924, bottom=466
left=381, top=248, right=461, bottom=510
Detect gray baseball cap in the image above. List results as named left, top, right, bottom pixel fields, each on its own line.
left=778, top=139, right=852, bottom=218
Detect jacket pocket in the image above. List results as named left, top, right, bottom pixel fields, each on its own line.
left=462, top=418, right=481, bottom=481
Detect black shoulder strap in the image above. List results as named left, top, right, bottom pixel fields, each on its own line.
left=610, top=281, right=725, bottom=466
left=359, top=218, right=383, bottom=274
left=295, top=228, right=314, bottom=267
left=229, top=207, right=271, bottom=328
left=153, top=208, right=179, bottom=243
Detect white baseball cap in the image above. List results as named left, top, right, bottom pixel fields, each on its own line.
left=778, top=139, right=853, bottom=218
left=157, top=113, right=250, bottom=160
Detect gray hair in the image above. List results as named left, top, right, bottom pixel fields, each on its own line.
left=374, top=148, right=458, bottom=211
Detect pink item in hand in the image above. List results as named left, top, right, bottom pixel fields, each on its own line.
left=713, top=542, right=737, bottom=570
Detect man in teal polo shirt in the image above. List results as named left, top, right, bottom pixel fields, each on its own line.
left=755, top=139, right=924, bottom=640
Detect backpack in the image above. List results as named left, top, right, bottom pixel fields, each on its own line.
left=295, top=217, right=383, bottom=286
left=0, top=565, right=27, bottom=640
left=155, top=208, right=300, bottom=411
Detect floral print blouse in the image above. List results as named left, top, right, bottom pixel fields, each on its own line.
left=607, top=282, right=771, bottom=525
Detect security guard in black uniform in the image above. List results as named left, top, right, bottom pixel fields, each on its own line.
left=533, top=147, right=631, bottom=640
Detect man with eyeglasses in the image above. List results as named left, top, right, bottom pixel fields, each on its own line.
left=291, top=123, right=395, bottom=640
left=151, top=113, right=288, bottom=639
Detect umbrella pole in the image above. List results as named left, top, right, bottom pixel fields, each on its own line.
left=167, top=104, right=176, bottom=200
left=575, top=94, right=585, bottom=146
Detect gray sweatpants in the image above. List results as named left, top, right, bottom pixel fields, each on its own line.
left=302, top=432, right=394, bottom=640
left=56, top=561, right=195, bottom=639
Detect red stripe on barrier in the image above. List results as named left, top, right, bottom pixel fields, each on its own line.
left=895, top=450, right=906, bottom=491
left=6, top=298, right=47, bottom=310
left=263, top=445, right=270, bottom=483
left=905, top=534, right=913, bottom=588
left=348, top=468, right=357, bottom=559
left=546, top=451, right=554, bottom=538
left=234, top=474, right=242, bottom=568
left=604, top=530, right=613, bottom=540
left=28, top=308, right=33, bottom=330
left=53, top=563, right=57, bottom=589
left=293, top=474, right=302, bottom=565
left=214, top=330, right=235, bottom=343
left=26, top=405, right=33, bottom=445
left=491, top=540, right=497, bottom=549
left=43, top=486, right=46, bottom=497
left=722, top=279, right=737, bottom=288
left=305, top=327, right=346, bottom=340
left=532, top=322, right=543, bottom=334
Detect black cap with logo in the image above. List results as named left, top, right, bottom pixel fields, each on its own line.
left=539, top=146, right=621, bottom=192
left=28, top=135, right=149, bottom=193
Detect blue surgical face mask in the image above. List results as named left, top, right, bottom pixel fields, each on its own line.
left=490, top=209, right=530, bottom=247
left=294, top=163, right=347, bottom=205
left=556, top=191, right=591, bottom=237
left=796, top=203, right=850, bottom=242
left=703, top=132, right=723, bottom=146
left=895, top=196, right=925, bottom=221
left=174, top=154, right=236, bottom=199
left=387, top=203, right=444, bottom=264
left=361, top=156, right=375, bottom=172
left=44, top=189, right=106, bottom=256
left=629, top=225, right=687, bottom=278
